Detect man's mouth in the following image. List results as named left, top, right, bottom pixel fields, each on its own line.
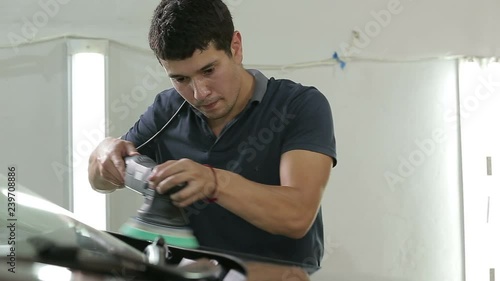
left=201, top=100, right=219, bottom=110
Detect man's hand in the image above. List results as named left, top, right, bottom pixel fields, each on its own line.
left=88, top=137, right=139, bottom=192
left=148, top=158, right=217, bottom=207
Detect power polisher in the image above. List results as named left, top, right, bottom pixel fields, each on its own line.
left=119, top=155, right=200, bottom=249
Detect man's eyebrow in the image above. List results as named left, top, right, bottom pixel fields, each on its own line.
left=199, top=61, right=217, bottom=72
left=168, top=60, right=217, bottom=78
left=169, top=73, right=185, bottom=79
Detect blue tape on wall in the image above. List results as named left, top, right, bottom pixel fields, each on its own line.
left=332, top=52, right=346, bottom=69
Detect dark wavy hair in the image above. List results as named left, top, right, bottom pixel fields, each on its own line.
left=149, top=0, right=235, bottom=61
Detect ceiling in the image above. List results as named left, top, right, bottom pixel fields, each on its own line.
left=1, top=0, right=499, bottom=59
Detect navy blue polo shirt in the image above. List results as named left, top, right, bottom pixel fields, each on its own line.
left=122, top=69, right=337, bottom=268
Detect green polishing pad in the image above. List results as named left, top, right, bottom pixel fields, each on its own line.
left=120, top=218, right=199, bottom=249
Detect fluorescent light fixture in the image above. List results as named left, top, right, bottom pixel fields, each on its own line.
left=460, top=56, right=500, bottom=281
left=68, top=40, right=108, bottom=230
left=37, top=265, right=72, bottom=281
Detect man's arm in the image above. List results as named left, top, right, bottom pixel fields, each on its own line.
left=214, top=149, right=332, bottom=239
left=156, top=149, right=332, bottom=239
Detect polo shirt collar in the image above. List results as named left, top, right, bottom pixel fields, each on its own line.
left=247, top=69, right=268, bottom=104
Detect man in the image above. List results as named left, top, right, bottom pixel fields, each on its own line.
left=88, top=0, right=337, bottom=268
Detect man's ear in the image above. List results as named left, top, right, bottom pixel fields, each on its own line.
left=231, top=31, right=243, bottom=63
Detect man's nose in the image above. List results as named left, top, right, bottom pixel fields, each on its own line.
left=191, top=77, right=210, bottom=101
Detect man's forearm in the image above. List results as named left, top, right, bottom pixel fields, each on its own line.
left=215, top=170, right=322, bottom=239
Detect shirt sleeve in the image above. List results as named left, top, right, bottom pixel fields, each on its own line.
left=281, top=88, right=337, bottom=167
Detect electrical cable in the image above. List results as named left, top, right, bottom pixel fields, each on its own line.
left=135, top=100, right=187, bottom=151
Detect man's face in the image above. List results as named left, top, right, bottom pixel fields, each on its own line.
left=160, top=39, right=244, bottom=122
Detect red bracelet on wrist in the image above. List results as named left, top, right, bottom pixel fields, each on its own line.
left=203, top=164, right=218, bottom=203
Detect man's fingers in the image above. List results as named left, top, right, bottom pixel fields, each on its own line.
left=168, top=183, right=202, bottom=207
left=172, top=188, right=205, bottom=208
left=101, top=170, right=124, bottom=186
left=124, top=142, right=140, bottom=156
left=97, top=154, right=124, bottom=184
left=148, top=160, right=182, bottom=182
left=110, top=153, right=127, bottom=179
left=169, top=184, right=198, bottom=201
left=97, top=159, right=123, bottom=186
left=90, top=138, right=139, bottom=190
left=154, top=174, right=186, bottom=194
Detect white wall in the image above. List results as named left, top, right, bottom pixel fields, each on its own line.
left=0, top=40, right=70, bottom=209
left=2, top=0, right=499, bottom=280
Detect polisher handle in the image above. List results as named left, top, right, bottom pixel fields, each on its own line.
left=124, top=155, right=187, bottom=197
left=124, top=155, right=157, bottom=196
left=124, top=155, right=191, bottom=226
